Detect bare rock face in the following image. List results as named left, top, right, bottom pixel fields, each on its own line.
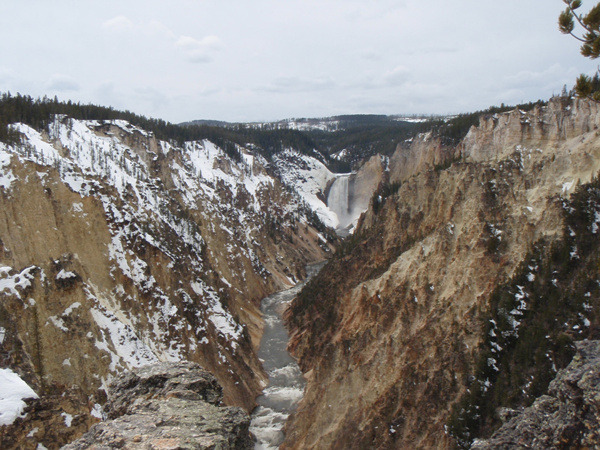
left=64, top=362, right=253, bottom=450
left=0, top=116, right=334, bottom=446
left=462, top=97, right=600, bottom=162
left=388, top=131, right=459, bottom=183
left=348, top=154, right=386, bottom=216
left=388, top=97, right=600, bottom=185
left=284, top=98, right=600, bottom=449
left=471, top=340, right=600, bottom=449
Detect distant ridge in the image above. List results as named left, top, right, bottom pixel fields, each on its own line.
left=180, top=114, right=434, bottom=132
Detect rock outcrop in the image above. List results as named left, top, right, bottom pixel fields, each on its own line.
left=283, top=98, right=600, bottom=448
left=64, top=362, right=252, bottom=449
left=388, top=131, right=458, bottom=183
left=346, top=154, right=386, bottom=229
left=462, top=97, right=600, bottom=162
left=387, top=97, right=600, bottom=185
left=471, top=340, right=600, bottom=449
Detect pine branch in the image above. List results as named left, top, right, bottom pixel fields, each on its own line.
left=570, top=31, right=589, bottom=42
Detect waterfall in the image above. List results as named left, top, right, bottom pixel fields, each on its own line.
left=327, top=175, right=351, bottom=229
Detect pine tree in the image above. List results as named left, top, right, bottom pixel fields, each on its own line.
left=559, top=0, right=600, bottom=100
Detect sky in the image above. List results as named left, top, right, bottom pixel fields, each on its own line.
left=1, top=1, right=598, bottom=123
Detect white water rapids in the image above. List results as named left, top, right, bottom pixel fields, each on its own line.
left=250, top=262, right=325, bottom=449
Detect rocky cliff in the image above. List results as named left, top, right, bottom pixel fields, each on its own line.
left=284, top=97, right=600, bottom=448
left=64, top=362, right=253, bottom=449
left=0, top=116, right=334, bottom=448
left=471, top=340, right=600, bottom=449
left=388, top=131, right=458, bottom=184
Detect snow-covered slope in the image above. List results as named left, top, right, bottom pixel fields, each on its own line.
left=272, top=148, right=340, bottom=228
left=0, top=115, right=334, bottom=447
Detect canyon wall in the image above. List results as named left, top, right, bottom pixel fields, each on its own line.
left=347, top=154, right=386, bottom=227
left=471, top=340, right=600, bottom=449
left=284, top=98, right=600, bottom=448
left=0, top=117, right=333, bottom=448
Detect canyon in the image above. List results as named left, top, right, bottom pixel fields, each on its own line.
left=1, top=96, right=600, bottom=449
left=0, top=116, right=341, bottom=448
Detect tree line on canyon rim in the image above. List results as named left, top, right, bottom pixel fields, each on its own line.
left=0, top=92, right=546, bottom=174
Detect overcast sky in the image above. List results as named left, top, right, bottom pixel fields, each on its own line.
left=1, top=1, right=597, bottom=123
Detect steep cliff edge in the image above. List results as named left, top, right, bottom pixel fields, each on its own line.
left=284, top=98, right=600, bottom=448
left=0, top=117, right=334, bottom=448
left=471, top=340, right=600, bottom=449
left=64, top=362, right=253, bottom=449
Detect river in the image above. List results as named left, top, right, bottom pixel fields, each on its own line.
left=250, top=262, right=325, bottom=449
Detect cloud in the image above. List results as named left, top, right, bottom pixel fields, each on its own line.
left=399, top=46, right=459, bottom=57
left=261, top=76, right=336, bottom=93
left=133, top=87, right=169, bottom=110
left=383, top=66, right=410, bottom=86
left=175, top=35, right=223, bottom=63
left=94, top=81, right=122, bottom=109
left=503, top=64, right=563, bottom=87
left=497, top=63, right=582, bottom=99
left=348, top=66, right=411, bottom=91
left=493, top=88, right=528, bottom=105
left=102, top=15, right=134, bottom=31
left=46, top=74, right=80, bottom=92
left=146, top=20, right=177, bottom=40
left=344, top=1, right=407, bottom=21
left=360, top=50, right=382, bottom=61
left=0, top=67, right=14, bottom=84
left=101, top=16, right=222, bottom=64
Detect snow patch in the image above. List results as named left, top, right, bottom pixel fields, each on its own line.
left=191, top=280, right=242, bottom=346
left=91, top=306, right=160, bottom=370
left=272, top=148, right=338, bottom=227
left=562, top=180, right=575, bottom=194
left=0, top=266, right=36, bottom=299
left=0, top=368, right=38, bottom=425
left=61, top=412, right=73, bottom=427
left=91, top=403, right=103, bottom=419
left=0, top=148, right=16, bottom=190
left=71, top=202, right=84, bottom=213
left=56, top=269, right=77, bottom=280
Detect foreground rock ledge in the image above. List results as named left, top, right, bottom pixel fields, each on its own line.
left=63, top=362, right=253, bottom=449
left=472, top=340, right=600, bottom=449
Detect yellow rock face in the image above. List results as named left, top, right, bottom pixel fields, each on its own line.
left=0, top=117, right=334, bottom=447
left=284, top=98, right=600, bottom=449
